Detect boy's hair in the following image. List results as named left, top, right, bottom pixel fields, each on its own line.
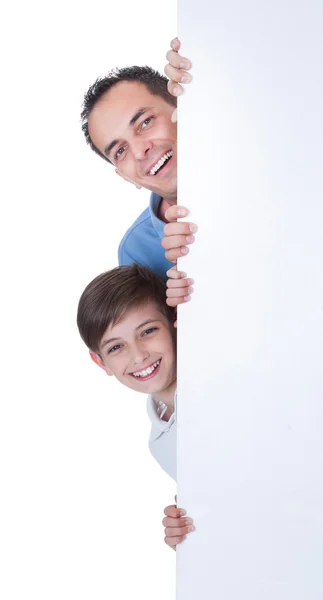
left=80, top=65, right=177, bottom=164
left=77, top=264, right=175, bottom=354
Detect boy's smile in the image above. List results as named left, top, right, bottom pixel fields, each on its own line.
left=131, top=358, right=161, bottom=380
left=90, top=301, right=176, bottom=404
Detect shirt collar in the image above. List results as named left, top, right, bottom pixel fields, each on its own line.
left=147, top=391, right=177, bottom=434
left=149, top=193, right=165, bottom=240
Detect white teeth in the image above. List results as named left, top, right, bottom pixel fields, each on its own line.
left=132, top=360, right=160, bottom=378
left=149, top=151, right=173, bottom=175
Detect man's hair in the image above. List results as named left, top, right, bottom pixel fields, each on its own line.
left=77, top=264, right=176, bottom=354
left=80, top=66, right=177, bottom=164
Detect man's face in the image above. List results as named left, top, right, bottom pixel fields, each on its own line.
left=88, top=82, right=177, bottom=203
left=91, top=301, right=176, bottom=395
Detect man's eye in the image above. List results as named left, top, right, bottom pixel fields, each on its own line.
left=143, top=327, right=157, bottom=336
left=141, top=117, right=152, bottom=130
left=115, top=146, right=126, bottom=160
left=108, top=344, right=122, bottom=353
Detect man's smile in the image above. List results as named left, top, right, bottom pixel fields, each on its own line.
left=147, top=150, right=174, bottom=176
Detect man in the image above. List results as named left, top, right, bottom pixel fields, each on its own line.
left=80, top=39, right=195, bottom=304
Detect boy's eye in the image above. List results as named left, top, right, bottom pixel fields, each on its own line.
left=108, top=344, right=122, bottom=353
left=142, top=327, right=158, bottom=336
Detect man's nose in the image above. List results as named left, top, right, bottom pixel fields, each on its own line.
left=132, top=138, right=153, bottom=161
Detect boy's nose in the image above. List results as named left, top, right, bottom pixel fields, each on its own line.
left=132, top=345, right=150, bottom=366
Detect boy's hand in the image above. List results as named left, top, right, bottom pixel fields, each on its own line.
left=164, top=37, right=193, bottom=123
left=162, top=501, right=195, bottom=551
left=166, top=266, right=193, bottom=307
left=162, top=205, right=198, bottom=264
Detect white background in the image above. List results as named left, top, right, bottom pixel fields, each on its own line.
left=177, top=1, right=323, bottom=599
left=0, top=1, right=177, bottom=598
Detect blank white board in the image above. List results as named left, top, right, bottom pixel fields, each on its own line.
left=177, top=2, right=323, bottom=598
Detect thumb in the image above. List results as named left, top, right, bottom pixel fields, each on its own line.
left=165, top=205, right=189, bottom=223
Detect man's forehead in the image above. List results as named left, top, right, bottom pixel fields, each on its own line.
left=96, top=80, right=158, bottom=111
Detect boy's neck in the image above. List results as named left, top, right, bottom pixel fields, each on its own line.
left=152, top=378, right=177, bottom=413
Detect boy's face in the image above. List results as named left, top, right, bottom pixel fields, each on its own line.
left=90, top=301, right=176, bottom=396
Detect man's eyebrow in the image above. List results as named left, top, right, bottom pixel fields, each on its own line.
left=104, top=107, right=150, bottom=158
left=100, top=319, right=161, bottom=351
left=129, top=107, right=149, bottom=127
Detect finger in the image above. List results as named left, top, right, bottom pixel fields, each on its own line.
left=171, top=108, right=177, bottom=123
left=167, top=295, right=191, bottom=307
left=161, top=234, right=195, bottom=251
left=167, top=285, right=194, bottom=298
left=166, top=268, right=187, bottom=280
left=173, top=320, right=178, bottom=328
left=164, top=64, right=192, bottom=84
left=166, top=48, right=191, bottom=70
left=170, top=37, right=181, bottom=52
left=167, top=79, right=183, bottom=97
left=165, top=525, right=195, bottom=537
left=165, top=205, right=189, bottom=222
left=164, top=222, right=198, bottom=237
left=165, top=535, right=186, bottom=549
left=167, top=278, right=194, bottom=288
left=164, top=505, right=187, bottom=518
left=162, top=516, right=194, bottom=528
left=165, top=246, right=189, bottom=263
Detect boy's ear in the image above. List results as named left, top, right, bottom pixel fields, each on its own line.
left=115, top=169, right=142, bottom=190
left=89, top=351, right=114, bottom=376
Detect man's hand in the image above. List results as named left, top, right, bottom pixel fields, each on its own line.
left=162, top=501, right=195, bottom=551
left=164, top=37, right=193, bottom=123
left=162, top=205, right=197, bottom=263
left=166, top=266, right=193, bottom=308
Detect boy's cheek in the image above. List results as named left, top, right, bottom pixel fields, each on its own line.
left=89, top=351, right=114, bottom=377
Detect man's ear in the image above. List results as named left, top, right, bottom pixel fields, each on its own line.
left=115, top=169, right=142, bottom=190
left=89, top=351, right=113, bottom=376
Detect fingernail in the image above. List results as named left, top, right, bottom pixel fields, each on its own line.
left=173, top=86, right=182, bottom=96
left=185, top=518, right=193, bottom=525
left=179, top=510, right=186, bottom=516
left=186, top=235, right=195, bottom=243
left=181, top=75, right=191, bottom=83
left=188, top=278, right=194, bottom=285
left=189, top=224, right=198, bottom=233
left=188, top=286, right=194, bottom=294
left=177, top=207, right=187, bottom=217
left=184, top=295, right=191, bottom=302
left=181, top=247, right=189, bottom=255
left=180, top=61, right=191, bottom=69
left=188, top=525, right=196, bottom=532
left=180, top=272, right=187, bottom=278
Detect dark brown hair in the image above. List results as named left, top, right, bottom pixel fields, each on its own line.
left=81, top=65, right=177, bottom=164
left=77, top=264, right=175, bottom=354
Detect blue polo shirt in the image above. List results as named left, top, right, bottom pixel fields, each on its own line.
left=118, top=193, right=173, bottom=279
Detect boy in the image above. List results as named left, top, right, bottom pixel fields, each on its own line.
left=77, top=263, right=195, bottom=549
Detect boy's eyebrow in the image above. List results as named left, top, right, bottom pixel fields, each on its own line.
left=100, top=319, right=162, bottom=350
left=104, top=107, right=150, bottom=157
